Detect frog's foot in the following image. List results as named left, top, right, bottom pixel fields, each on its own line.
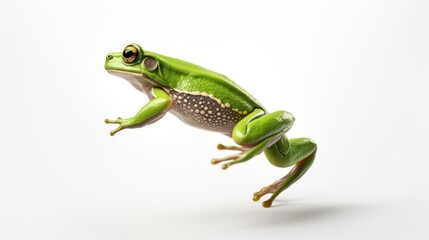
left=253, top=177, right=286, bottom=208
left=210, top=144, right=251, bottom=169
left=216, top=143, right=249, bottom=151
left=104, top=117, right=131, bottom=136
left=105, top=117, right=125, bottom=124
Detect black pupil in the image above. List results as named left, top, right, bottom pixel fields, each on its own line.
left=123, top=49, right=134, bottom=58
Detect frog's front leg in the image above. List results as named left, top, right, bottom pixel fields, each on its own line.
left=105, top=87, right=173, bottom=136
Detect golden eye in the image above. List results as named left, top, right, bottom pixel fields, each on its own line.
left=122, top=45, right=139, bottom=64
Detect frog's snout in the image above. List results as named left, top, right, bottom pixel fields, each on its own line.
left=104, top=53, right=115, bottom=70
left=105, top=53, right=116, bottom=70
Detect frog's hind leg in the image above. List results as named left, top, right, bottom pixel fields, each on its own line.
left=254, top=137, right=317, bottom=208
left=211, top=109, right=295, bottom=169
left=211, top=108, right=316, bottom=208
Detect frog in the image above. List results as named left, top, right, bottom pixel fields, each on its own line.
left=104, top=43, right=317, bottom=208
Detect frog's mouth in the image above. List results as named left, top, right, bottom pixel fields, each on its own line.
left=106, top=70, right=158, bottom=92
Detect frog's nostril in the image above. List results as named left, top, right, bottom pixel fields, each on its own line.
left=106, top=54, right=113, bottom=60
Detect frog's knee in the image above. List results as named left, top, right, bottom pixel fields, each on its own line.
left=276, top=110, right=295, bottom=126
left=232, top=110, right=295, bottom=146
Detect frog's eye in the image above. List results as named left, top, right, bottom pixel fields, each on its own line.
left=122, top=45, right=139, bottom=64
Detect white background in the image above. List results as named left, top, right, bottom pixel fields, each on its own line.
left=1, top=0, right=428, bottom=239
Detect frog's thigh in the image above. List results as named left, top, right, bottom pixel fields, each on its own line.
left=232, top=109, right=295, bottom=146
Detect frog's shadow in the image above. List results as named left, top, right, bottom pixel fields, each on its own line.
left=183, top=198, right=371, bottom=229
left=252, top=200, right=358, bottom=227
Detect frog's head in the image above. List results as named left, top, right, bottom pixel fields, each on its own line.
left=105, top=43, right=168, bottom=91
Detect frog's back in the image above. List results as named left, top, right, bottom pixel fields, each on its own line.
left=147, top=51, right=265, bottom=135
left=148, top=51, right=264, bottom=110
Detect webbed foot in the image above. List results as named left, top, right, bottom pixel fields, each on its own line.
left=253, top=178, right=286, bottom=208
left=210, top=144, right=251, bottom=169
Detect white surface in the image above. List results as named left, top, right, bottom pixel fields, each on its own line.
left=1, top=0, right=429, bottom=239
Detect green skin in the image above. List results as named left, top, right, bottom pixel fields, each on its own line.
left=105, top=44, right=317, bottom=208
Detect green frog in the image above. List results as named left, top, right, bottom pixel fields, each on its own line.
left=104, top=43, right=317, bottom=208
